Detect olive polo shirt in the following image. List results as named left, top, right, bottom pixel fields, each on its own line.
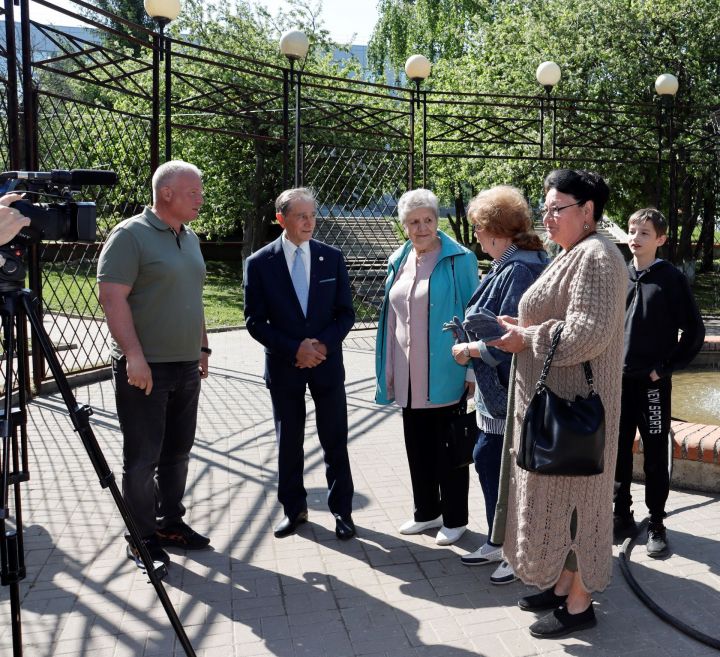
left=97, top=207, right=206, bottom=363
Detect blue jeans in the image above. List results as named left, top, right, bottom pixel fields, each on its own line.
left=473, top=430, right=503, bottom=537
left=113, top=358, right=201, bottom=538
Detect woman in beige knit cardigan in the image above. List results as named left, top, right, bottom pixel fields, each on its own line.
left=487, top=170, right=626, bottom=638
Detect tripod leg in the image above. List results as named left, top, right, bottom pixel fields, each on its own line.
left=5, top=531, right=23, bottom=656
left=20, top=291, right=198, bottom=657
left=0, top=294, right=28, bottom=657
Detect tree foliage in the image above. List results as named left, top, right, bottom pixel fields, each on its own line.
left=48, top=0, right=365, bottom=250
left=82, top=0, right=154, bottom=45
left=369, top=0, right=720, bottom=265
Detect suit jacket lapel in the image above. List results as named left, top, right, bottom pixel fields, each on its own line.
left=271, top=237, right=305, bottom=318
left=306, top=240, right=321, bottom=318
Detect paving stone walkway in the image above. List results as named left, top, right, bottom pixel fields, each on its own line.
left=1, top=328, right=719, bottom=657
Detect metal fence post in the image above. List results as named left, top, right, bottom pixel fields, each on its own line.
left=422, top=89, right=427, bottom=189
left=151, top=33, right=160, bottom=174
left=665, top=96, right=677, bottom=261
left=539, top=95, right=545, bottom=159
left=294, top=65, right=302, bottom=186
left=4, top=0, right=21, bottom=169
left=164, top=36, right=172, bottom=162
left=282, top=69, right=289, bottom=189
left=18, top=0, right=44, bottom=390
left=408, top=87, right=415, bottom=191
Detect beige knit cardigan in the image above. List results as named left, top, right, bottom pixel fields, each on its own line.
left=503, top=233, right=626, bottom=593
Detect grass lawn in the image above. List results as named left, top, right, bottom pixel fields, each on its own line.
left=40, top=260, right=245, bottom=329
left=203, top=260, right=244, bottom=327
left=36, top=256, right=720, bottom=327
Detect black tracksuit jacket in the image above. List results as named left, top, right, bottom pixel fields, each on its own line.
left=623, top=259, right=705, bottom=380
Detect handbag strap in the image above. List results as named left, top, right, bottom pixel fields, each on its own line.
left=536, top=322, right=597, bottom=395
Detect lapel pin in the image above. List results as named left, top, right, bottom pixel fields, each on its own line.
left=319, top=256, right=324, bottom=261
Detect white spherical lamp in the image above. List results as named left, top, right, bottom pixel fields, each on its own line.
left=536, top=61, right=561, bottom=91
left=405, top=54, right=431, bottom=81
left=655, top=73, right=679, bottom=96
left=144, top=0, right=181, bottom=22
left=280, top=30, right=310, bottom=61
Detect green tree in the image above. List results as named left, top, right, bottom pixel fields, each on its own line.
left=89, top=0, right=152, bottom=29
left=369, top=0, right=720, bottom=266
left=54, top=0, right=365, bottom=252
left=164, top=0, right=376, bottom=253
left=82, top=0, right=154, bottom=49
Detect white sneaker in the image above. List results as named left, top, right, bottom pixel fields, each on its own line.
left=398, top=516, right=443, bottom=535
left=490, top=560, right=518, bottom=585
left=435, top=525, right=467, bottom=545
left=460, top=542, right=503, bottom=566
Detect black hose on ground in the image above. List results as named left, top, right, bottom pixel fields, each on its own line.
left=618, top=519, right=720, bottom=650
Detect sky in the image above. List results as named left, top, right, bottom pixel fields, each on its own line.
left=26, top=0, right=381, bottom=45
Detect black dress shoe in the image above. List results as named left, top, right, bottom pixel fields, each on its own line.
left=334, top=514, right=356, bottom=540
left=273, top=511, right=308, bottom=538
left=529, top=603, right=596, bottom=638
left=518, top=588, right=568, bottom=611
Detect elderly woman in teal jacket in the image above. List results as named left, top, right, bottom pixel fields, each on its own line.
left=375, top=188, right=479, bottom=546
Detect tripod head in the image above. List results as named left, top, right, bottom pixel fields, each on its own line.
left=0, top=246, right=26, bottom=293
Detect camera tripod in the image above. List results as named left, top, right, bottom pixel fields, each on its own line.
left=0, top=283, right=197, bottom=657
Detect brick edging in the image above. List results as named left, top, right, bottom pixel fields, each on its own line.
left=634, top=420, right=720, bottom=464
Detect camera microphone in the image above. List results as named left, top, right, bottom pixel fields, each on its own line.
left=0, top=169, right=118, bottom=186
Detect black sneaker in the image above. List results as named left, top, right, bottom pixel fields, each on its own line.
left=156, top=522, right=211, bottom=550
left=126, top=535, right=170, bottom=573
left=613, top=512, right=638, bottom=543
left=646, top=522, right=668, bottom=557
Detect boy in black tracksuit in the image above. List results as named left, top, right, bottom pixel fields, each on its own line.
left=613, top=208, right=705, bottom=556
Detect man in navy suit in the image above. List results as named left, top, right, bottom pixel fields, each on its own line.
left=244, top=188, right=356, bottom=539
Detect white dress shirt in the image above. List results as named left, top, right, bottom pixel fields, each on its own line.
left=281, top=233, right=311, bottom=287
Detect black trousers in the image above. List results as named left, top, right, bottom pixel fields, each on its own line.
left=113, top=357, right=201, bottom=538
left=401, top=404, right=469, bottom=528
left=614, top=375, right=672, bottom=523
left=269, top=377, right=354, bottom=521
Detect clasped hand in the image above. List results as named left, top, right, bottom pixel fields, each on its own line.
left=295, top=338, right=327, bottom=368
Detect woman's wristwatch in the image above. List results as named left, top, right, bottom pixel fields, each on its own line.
left=200, top=346, right=212, bottom=356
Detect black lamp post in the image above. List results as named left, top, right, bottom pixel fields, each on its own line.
left=655, top=72, right=679, bottom=260
left=280, top=29, right=310, bottom=187
left=405, top=54, right=431, bottom=188
left=536, top=61, right=561, bottom=160
left=145, top=0, right=181, bottom=163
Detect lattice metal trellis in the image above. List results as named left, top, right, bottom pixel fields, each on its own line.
left=2, top=0, right=718, bottom=384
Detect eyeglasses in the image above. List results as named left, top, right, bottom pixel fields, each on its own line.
left=542, top=200, right=584, bottom=218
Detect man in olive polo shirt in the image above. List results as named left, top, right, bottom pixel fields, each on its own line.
left=98, top=160, right=211, bottom=571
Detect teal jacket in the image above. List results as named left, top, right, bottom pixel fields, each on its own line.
left=375, top=230, right=479, bottom=405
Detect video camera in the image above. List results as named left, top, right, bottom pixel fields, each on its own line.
left=0, top=169, right=117, bottom=287
left=0, top=169, right=118, bottom=244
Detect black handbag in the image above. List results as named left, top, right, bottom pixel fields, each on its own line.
left=445, top=389, right=477, bottom=469
left=516, top=323, right=605, bottom=476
